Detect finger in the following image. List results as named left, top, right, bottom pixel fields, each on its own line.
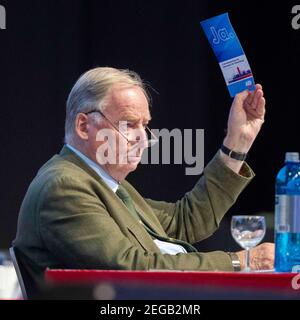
left=257, top=97, right=266, bottom=118
left=263, top=258, right=274, bottom=269
left=251, top=89, right=263, bottom=109
left=245, top=90, right=255, bottom=106
left=235, top=89, right=249, bottom=101
left=237, top=89, right=255, bottom=110
left=246, top=84, right=263, bottom=106
left=255, top=83, right=263, bottom=91
left=243, top=92, right=258, bottom=112
left=246, top=87, right=258, bottom=105
left=233, top=90, right=249, bottom=107
left=254, top=96, right=266, bottom=116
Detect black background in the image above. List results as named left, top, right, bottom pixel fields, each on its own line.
left=1, top=0, right=300, bottom=252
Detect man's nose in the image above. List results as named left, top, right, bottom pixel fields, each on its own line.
left=128, top=127, right=148, bottom=149
left=130, top=126, right=146, bottom=139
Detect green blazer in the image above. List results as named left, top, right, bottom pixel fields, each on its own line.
left=14, top=146, right=254, bottom=276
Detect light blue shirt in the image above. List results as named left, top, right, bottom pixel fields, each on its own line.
left=66, top=144, right=187, bottom=255
left=67, top=144, right=119, bottom=192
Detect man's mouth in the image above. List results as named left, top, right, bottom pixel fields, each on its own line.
left=127, top=155, right=142, bottom=163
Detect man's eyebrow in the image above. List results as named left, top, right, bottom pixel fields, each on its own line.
left=118, top=114, right=152, bottom=122
left=119, top=115, right=139, bottom=122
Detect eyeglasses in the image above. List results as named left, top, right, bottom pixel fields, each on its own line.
left=83, top=109, right=159, bottom=147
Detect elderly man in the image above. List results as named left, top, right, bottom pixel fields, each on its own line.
left=14, top=67, right=274, bottom=280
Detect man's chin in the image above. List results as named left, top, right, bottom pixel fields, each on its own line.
left=126, top=157, right=142, bottom=168
left=129, top=158, right=141, bottom=164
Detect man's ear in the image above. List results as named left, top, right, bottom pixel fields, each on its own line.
left=75, top=113, right=89, bottom=140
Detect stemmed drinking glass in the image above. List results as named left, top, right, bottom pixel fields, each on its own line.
left=231, top=215, right=266, bottom=272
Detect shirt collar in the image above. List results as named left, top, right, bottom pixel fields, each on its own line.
left=66, top=144, right=119, bottom=193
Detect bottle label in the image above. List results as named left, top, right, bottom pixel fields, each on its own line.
left=275, top=195, right=300, bottom=233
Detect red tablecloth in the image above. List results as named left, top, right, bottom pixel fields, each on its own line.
left=45, top=269, right=300, bottom=293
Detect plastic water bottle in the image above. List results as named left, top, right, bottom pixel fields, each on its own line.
left=275, top=152, right=300, bottom=272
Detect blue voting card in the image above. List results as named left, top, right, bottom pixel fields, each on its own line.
left=200, top=13, right=255, bottom=97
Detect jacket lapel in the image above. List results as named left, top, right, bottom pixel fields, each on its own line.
left=58, top=145, right=167, bottom=244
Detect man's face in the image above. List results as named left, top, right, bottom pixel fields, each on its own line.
left=87, top=84, right=151, bottom=180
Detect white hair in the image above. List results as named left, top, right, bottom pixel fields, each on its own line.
left=64, top=67, right=150, bottom=144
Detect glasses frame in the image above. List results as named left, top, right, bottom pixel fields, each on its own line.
left=83, top=109, right=158, bottom=146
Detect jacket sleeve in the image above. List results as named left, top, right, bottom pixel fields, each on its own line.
left=145, top=151, right=255, bottom=244
left=38, top=174, right=235, bottom=271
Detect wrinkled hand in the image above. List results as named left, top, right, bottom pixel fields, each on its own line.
left=236, top=242, right=274, bottom=271
left=223, top=84, right=266, bottom=154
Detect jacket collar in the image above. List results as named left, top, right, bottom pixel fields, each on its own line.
left=58, top=145, right=117, bottom=191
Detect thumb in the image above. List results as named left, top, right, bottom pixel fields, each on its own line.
left=233, top=90, right=249, bottom=106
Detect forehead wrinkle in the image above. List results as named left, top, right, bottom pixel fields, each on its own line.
left=103, top=85, right=151, bottom=122
left=118, top=109, right=151, bottom=122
